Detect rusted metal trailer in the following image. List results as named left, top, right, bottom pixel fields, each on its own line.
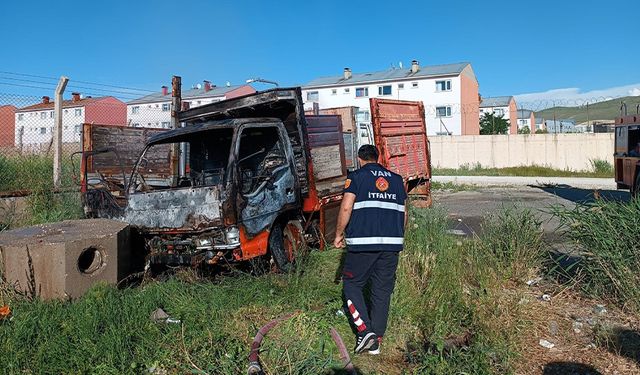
left=369, top=98, right=431, bottom=206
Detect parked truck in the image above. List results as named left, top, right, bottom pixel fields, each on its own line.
left=614, top=113, right=640, bottom=196
left=81, top=88, right=430, bottom=272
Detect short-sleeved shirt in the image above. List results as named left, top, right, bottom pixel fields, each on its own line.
left=343, top=163, right=407, bottom=252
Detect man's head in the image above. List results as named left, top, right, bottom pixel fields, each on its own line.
left=357, top=144, right=379, bottom=166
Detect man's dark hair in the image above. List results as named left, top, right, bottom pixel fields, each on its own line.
left=358, top=144, right=379, bottom=162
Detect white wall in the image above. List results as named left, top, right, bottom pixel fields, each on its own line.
left=430, top=133, right=614, bottom=171
left=14, top=106, right=85, bottom=146
left=127, top=97, right=224, bottom=128
left=302, top=75, right=464, bottom=135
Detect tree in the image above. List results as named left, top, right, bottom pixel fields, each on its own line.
left=518, top=126, right=531, bottom=134
left=479, top=112, right=510, bottom=135
left=535, top=128, right=548, bottom=134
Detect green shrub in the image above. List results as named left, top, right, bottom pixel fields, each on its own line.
left=590, top=158, right=613, bottom=176
left=480, top=206, right=544, bottom=280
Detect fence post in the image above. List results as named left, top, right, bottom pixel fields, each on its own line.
left=53, top=76, right=69, bottom=189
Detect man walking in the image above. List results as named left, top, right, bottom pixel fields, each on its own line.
left=334, top=145, right=407, bottom=355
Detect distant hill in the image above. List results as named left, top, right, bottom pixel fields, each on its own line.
left=534, top=96, right=640, bottom=124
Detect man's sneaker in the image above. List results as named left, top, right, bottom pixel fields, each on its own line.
left=367, top=338, right=380, bottom=355
left=354, top=331, right=378, bottom=354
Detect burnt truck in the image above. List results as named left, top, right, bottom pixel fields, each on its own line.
left=81, top=88, right=431, bottom=271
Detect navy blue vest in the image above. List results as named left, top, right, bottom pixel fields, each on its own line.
left=343, top=163, right=407, bottom=252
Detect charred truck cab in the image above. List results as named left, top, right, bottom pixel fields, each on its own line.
left=81, top=88, right=431, bottom=271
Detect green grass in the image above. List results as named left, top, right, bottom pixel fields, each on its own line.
left=0, top=207, right=545, bottom=374
left=0, top=154, right=78, bottom=193
left=551, top=198, right=640, bottom=312
left=433, top=161, right=613, bottom=178
left=534, top=95, right=640, bottom=124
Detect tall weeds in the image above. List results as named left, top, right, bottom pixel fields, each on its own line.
left=553, top=199, right=640, bottom=312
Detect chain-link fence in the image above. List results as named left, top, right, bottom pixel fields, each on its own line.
left=2, top=88, right=640, bottom=196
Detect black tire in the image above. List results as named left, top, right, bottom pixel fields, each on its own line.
left=269, top=224, right=292, bottom=272
left=633, top=172, right=640, bottom=199
left=269, top=220, right=304, bottom=273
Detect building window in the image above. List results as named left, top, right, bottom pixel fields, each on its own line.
left=18, top=114, right=24, bottom=121
left=331, top=89, right=337, bottom=95
left=355, top=87, right=369, bottom=97
left=436, top=106, right=452, bottom=117
left=75, top=125, right=81, bottom=134
left=412, top=82, right=419, bottom=88
left=131, top=106, right=140, bottom=114
left=378, top=85, right=392, bottom=96
left=356, top=110, right=370, bottom=122
left=494, top=108, right=505, bottom=116
left=132, top=123, right=140, bottom=127
left=50, top=111, right=54, bottom=118
left=162, top=103, right=170, bottom=112
left=40, top=127, right=46, bottom=134
left=435, top=80, right=452, bottom=92
left=344, top=88, right=350, bottom=94
left=398, top=83, right=404, bottom=90
left=306, top=91, right=319, bottom=102
left=161, top=122, right=170, bottom=128
left=74, top=108, right=82, bottom=117
left=40, top=112, right=47, bottom=119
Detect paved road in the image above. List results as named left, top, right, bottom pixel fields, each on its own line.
left=433, top=175, right=616, bottom=190
left=432, top=185, right=629, bottom=243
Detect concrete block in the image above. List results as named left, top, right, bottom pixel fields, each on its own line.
left=0, top=219, right=132, bottom=300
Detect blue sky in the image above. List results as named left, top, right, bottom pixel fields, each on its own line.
left=1, top=0, right=639, bottom=103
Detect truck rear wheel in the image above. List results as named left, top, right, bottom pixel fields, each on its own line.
left=633, top=173, right=640, bottom=199
left=269, top=220, right=304, bottom=272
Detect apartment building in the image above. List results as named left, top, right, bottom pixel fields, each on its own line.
left=301, top=61, right=480, bottom=135
left=126, top=81, right=255, bottom=128
left=0, top=105, right=16, bottom=147
left=479, top=96, right=518, bottom=134
left=516, top=109, right=536, bottom=133
left=14, top=94, right=126, bottom=147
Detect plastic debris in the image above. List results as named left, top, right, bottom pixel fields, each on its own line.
left=541, top=294, right=552, bottom=302
left=335, top=309, right=345, bottom=317
left=526, top=277, right=542, bottom=286
left=593, top=304, right=607, bottom=315
left=150, top=308, right=181, bottom=324
left=0, top=305, right=10, bottom=320
left=572, top=321, right=583, bottom=334
left=539, top=339, right=555, bottom=349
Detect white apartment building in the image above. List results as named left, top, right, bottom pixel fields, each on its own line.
left=301, top=61, right=480, bottom=135
left=479, top=96, right=518, bottom=134
left=14, top=94, right=126, bottom=147
left=516, top=109, right=536, bottom=133
left=126, top=81, right=255, bottom=128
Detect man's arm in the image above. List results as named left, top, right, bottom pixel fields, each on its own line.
left=333, top=192, right=356, bottom=248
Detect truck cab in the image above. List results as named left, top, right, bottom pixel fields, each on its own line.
left=614, top=115, right=640, bottom=196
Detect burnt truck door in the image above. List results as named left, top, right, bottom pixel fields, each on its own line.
left=235, top=122, right=297, bottom=237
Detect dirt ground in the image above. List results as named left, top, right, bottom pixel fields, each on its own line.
left=434, top=185, right=639, bottom=374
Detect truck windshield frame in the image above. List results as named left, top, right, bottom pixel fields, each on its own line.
left=129, top=127, right=236, bottom=193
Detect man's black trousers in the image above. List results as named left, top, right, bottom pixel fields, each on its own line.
left=342, top=250, right=400, bottom=339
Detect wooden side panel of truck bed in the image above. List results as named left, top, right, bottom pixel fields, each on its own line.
left=369, top=98, right=431, bottom=182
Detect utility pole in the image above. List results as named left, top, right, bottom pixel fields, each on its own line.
left=586, top=102, right=590, bottom=132
left=53, top=76, right=69, bottom=189
left=170, top=76, right=182, bottom=181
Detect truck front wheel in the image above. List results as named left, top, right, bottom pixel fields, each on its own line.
left=269, top=220, right=304, bottom=272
